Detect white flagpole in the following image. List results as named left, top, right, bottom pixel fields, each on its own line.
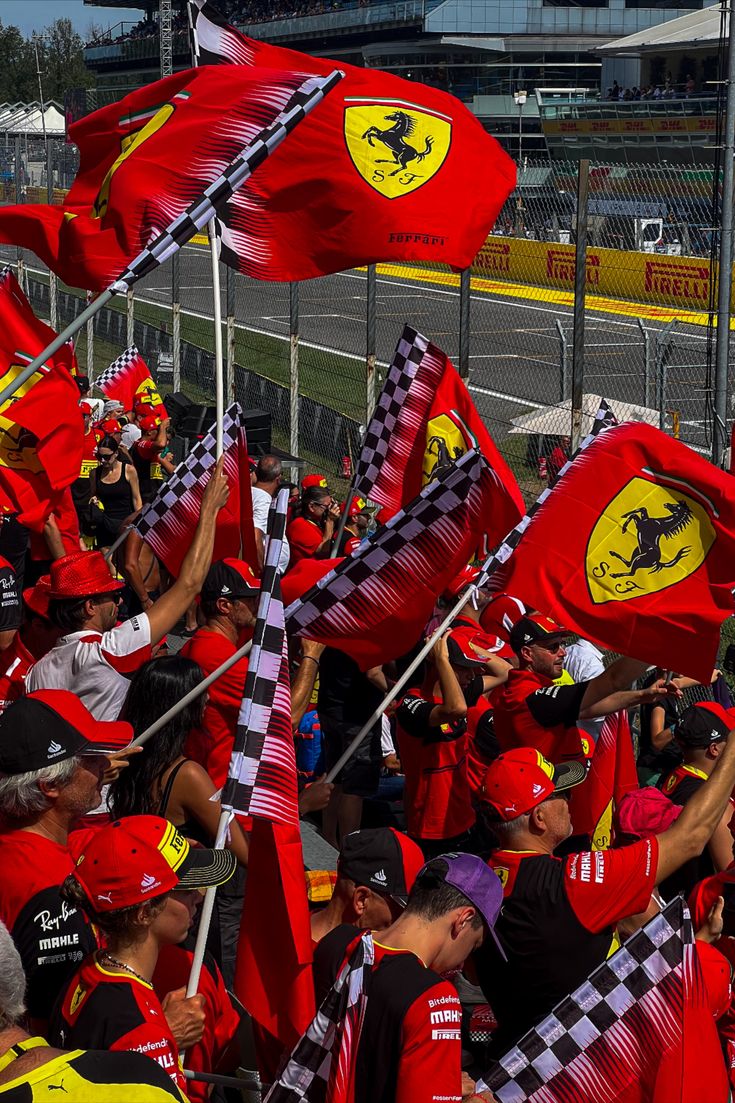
left=208, top=219, right=225, bottom=459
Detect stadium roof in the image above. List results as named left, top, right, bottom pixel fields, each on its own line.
left=0, top=102, right=65, bottom=139
left=597, top=3, right=724, bottom=54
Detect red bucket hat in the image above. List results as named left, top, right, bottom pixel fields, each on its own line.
left=49, top=552, right=124, bottom=600
left=23, top=575, right=51, bottom=620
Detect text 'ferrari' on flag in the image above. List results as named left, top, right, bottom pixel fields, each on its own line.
left=490, top=418, right=735, bottom=682
left=353, top=324, right=525, bottom=549
left=0, top=66, right=341, bottom=292
left=188, top=0, right=516, bottom=280
left=222, top=489, right=315, bottom=1053
left=286, top=448, right=504, bottom=671
left=483, top=897, right=727, bottom=1103
left=94, top=346, right=166, bottom=416
left=0, top=267, right=83, bottom=529
left=134, top=402, right=255, bottom=576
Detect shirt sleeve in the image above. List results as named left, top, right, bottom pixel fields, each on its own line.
left=112, top=1021, right=184, bottom=1092
left=135, top=440, right=163, bottom=461
left=98, top=614, right=153, bottom=674
left=395, top=980, right=463, bottom=1103
left=564, top=837, right=658, bottom=933
left=525, top=681, right=588, bottom=728
left=0, top=559, right=21, bottom=633
left=251, top=490, right=270, bottom=534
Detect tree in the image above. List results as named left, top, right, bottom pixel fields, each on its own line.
left=0, top=21, right=37, bottom=103
left=38, top=18, right=95, bottom=102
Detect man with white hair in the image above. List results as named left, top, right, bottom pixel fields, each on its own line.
left=0, top=919, right=187, bottom=1100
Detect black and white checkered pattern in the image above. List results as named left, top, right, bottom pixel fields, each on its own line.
left=109, top=70, right=343, bottom=294
left=352, top=325, right=433, bottom=501
left=482, top=897, right=691, bottom=1103
left=94, top=345, right=142, bottom=394
left=221, top=489, right=299, bottom=826
left=188, top=0, right=255, bottom=66
left=475, top=400, right=618, bottom=591
left=265, top=931, right=375, bottom=1102
left=286, top=448, right=489, bottom=637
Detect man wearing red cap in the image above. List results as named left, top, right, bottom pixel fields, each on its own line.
left=132, top=413, right=171, bottom=504
left=287, top=486, right=340, bottom=568
left=492, top=613, right=679, bottom=765
left=0, top=690, right=133, bottom=1028
left=657, top=702, right=735, bottom=900
left=474, top=738, right=735, bottom=1052
left=26, top=461, right=230, bottom=720
left=335, top=497, right=369, bottom=557
left=0, top=576, right=58, bottom=714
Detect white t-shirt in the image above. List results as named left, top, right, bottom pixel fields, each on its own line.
left=121, top=422, right=142, bottom=449
left=26, top=615, right=152, bottom=720
left=251, top=486, right=290, bottom=574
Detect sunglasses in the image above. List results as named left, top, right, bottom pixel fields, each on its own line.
left=96, top=451, right=115, bottom=460
left=533, top=639, right=567, bottom=653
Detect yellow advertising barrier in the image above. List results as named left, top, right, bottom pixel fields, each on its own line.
left=472, top=235, right=719, bottom=314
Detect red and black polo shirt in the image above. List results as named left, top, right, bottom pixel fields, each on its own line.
left=492, top=668, right=590, bottom=764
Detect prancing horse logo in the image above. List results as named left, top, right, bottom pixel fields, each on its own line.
left=343, top=100, right=452, bottom=200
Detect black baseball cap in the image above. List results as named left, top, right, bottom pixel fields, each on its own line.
left=0, top=690, right=132, bottom=775
left=338, top=827, right=425, bottom=907
left=509, top=613, right=567, bottom=655
left=675, top=702, right=735, bottom=748
left=201, top=558, right=260, bottom=601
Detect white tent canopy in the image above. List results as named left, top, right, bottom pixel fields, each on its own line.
left=509, top=394, right=659, bottom=437
left=597, top=3, right=724, bottom=55
left=0, top=102, right=65, bottom=140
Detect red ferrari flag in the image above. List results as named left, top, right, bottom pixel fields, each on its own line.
left=188, top=0, right=517, bottom=279
left=0, top=65, right=335, bottom=291
left=0, top=268, right=83, bottom=530
left=286, top=449, right=503, bottom=671
left=95, top=346, right=167, bottom=416
left=494, top=420, right=735, bottom=682
left=353, top=326, right=525, bottom=547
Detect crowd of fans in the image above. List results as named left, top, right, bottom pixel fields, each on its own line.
left=1, top=373, right=735, bottom=1102
left=604, top=75, right=703, bottom=102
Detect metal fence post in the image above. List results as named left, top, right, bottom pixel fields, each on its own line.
left=656, top=320, right=676, bottom=431
left=126, top=288, right=134, bottom=347
left=226, top=265, right=235, bottom=403
left=459, top=267, right=471, bottom=380
left=172, top=251, right=181, bottom=391
left=366, top=264, right=377, bottom=424
left=86, top=292, right=95, bottom=380
left=637, top=319, right=653, bottom=408
left=289, top=281, right=299, bottom=476
left=555, top=320, right=568, bottom=401
left=571, top=158, right=589, bottom=450
left=14, top=136, right=24, bottom=293
left=714, top=4, right=735, bottom=465
left=46, top=143, right=57, bottom=330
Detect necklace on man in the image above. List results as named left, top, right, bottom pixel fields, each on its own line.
left=99, top=950, right=148, bottom=985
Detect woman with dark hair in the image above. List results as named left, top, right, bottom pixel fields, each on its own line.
left=108, top=655, right=249, bottom=865
left=90, top=434, right=142, bottom=553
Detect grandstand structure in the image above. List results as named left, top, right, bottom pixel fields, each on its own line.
left=83, top=0, right=714, bottom=160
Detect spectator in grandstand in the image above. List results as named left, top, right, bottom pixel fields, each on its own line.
left=0, top=691, right=132, bottom=1027
left=0, top=919, right=188, bottom=1102
left=287, top=485, right=340, bottom=567
left=474, top=735, right=735, bottom=1052
left=108, top=655, right=250, bottom=866
left=251, top=454, right=290, bottom=573
left=26, top=458, right=230, bottom=720
left=310, top=827, right=425, bottom=949
left=50, top=816, right=236, bottom=1095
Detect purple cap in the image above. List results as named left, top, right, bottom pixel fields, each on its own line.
left=420, top=852, right=506, bottom=961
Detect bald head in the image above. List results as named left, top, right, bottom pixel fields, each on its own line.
left=255, top=455, right=282, bottom=487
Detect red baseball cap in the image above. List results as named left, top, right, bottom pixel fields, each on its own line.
left=479, top=593, right=527, bottom=642
left=72, top=816, right=236, bottom=913
left=79, top=401, right=93, bottom=416
left=340, top=497, right=367, bottom=518
left=446, top=634, right=487, bottom=670
left=0, top=689, right=132, bottom=774
left=442, top=565, right=480, bottom=601
left=23, top=574, right=51, bottom=620
left=138, top=414, right=160, bottom=431
left=481, top=747, right=586, bottom=821
left=49, top=551, right=124, bottom=599
left=201, top=558, right=260, bottom=601
left=98, top=418, right=122, bottom=435
left=302, top=473, right=328, bottom=490
left=338, top=827, right=425, bottom=907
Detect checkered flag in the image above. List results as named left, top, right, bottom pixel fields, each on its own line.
left=135, top=402, right=251, bottom=576
left=188, top=0, right=255, bottom=66
left=109, top=70, right=343, bottom=294
left=94, top=346, right=141, bottom=394
left=475, top=399, right=617, bottom=591
left=352, top=325, right=444, bottom=506
left=265, top=931, right=375, bottom=1102
left=481, top=897, right=692, bottom=1102
left=221, top=488, right=298, bottom=825
left=286, top=449, right=503, bottom=670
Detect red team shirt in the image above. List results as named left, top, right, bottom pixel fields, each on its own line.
left=183, top=628, right=250, bottom=789
left=492, top=668, right=590, bottom=763
left=0, top=632, right=34, bottom=713
left=50, top=956, right=185, bottom=1094
left=286, top=516, right=323, bottom=567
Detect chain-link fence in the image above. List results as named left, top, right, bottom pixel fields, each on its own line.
left=2, top=142, right=732, bottom=506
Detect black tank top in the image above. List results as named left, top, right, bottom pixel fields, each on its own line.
left=157, top=759, right=212, bottom=848
left=96, top=464, right=134, bottom=522
left=475, top=852, right=614, bottom=1054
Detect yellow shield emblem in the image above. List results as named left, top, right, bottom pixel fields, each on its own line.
left=585, top=476, right=715, bottom=604
left=423, top=411, right=476, bottom=487
left=0, top=356, right=46, bottom=475
left=344, top=101, right=451, bottom=199
left=495, top=866, right=509, bottom=889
